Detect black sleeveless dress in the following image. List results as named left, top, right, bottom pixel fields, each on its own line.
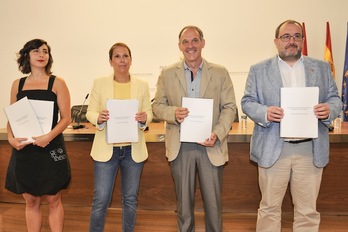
left=5, top=75, right=71, bottom=196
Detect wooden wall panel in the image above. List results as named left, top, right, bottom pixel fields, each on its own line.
left=1, top=141, right=347, bottom=214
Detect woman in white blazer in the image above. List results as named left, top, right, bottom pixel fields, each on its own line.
left=86, top=42, right=153, bottom=232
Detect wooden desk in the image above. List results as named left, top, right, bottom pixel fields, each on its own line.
left=0, top=122, right=348, bottom=214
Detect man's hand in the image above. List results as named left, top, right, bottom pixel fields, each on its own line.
left=175, top=107, right=189, bottom=123
left=267, top=106, right=284, bottom=122
left=198, top=133, right=217, bottom=147
left=314, top=103, right=330, bottom=119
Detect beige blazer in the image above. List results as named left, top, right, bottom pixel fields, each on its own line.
left=86, top=75, right=153, bottom=163
left=152, top=59, right=237, bottom=166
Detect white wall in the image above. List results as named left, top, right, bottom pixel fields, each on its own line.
left=1, top=0, right=347, bottom=128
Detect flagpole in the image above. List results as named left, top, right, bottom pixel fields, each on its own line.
left=342, top=22, right=348, bottom=121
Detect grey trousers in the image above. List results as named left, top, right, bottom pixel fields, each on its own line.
left=170, top=142, right=224, bottom=232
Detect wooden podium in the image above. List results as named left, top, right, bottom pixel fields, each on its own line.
left=1, top=122, right=348, bottom=214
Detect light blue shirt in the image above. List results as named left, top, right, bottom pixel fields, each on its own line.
left=184, top=62, right=203, bottom=98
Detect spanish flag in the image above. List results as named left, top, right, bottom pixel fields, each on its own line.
left=302, top=22, right=308, bottom=56
left=324, top=22, right=335, bottom=79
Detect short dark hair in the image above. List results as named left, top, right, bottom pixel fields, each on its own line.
left=109, top=42, right=132, bottom=60
left=17, top=39, right=53, bottom=74
left=275, top=20, right=303, bottom=38
left=178, top=25, right=204, bottom=41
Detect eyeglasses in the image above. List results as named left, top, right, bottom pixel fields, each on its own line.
left=278, top=33, right=303, bottom=42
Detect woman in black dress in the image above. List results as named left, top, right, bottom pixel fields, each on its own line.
left=5, top=39, right=71, bottom=232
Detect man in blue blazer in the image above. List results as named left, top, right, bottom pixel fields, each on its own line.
left=241, top=20, right=342, bottom=232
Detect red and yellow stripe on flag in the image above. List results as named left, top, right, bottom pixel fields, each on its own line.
left=302, top=22, right=308, bottom=56
left=324, top=22, right=336, bottom=79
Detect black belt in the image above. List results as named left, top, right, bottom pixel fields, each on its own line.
left=285, top=138, right=313, bottom=144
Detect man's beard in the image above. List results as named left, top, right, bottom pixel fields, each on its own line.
left=279, top=49, right=302, bottom=61
left=279, top=44, right=302, bottom=61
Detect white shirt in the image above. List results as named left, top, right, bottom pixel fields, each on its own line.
left=278, top=55, right=309, bottom=141
left=278, top=55, right=306, bottom=88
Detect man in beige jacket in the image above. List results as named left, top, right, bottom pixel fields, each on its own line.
left=152, top=26, right=236, bottom=232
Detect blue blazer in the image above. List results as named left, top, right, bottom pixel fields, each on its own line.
left=241, top=56, right=342, bottom=168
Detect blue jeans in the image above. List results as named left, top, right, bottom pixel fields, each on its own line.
left=89, top=146, right=144, bottom=232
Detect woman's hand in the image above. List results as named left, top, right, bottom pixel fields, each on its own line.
left=98, top=109, right=109, bottom=124
left=32, top=134, right=51, bottom=148
left=8, top=137, right=31, bottom=150
left=136, top=112, right=147, bottom=124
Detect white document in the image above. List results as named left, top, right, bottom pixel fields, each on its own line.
left=106, top=99, right=139, bottom=143
left=29, top=99, right=54, bottom=134
left=280, top=87, right=319, bottom=138
left=180, top=97, right=213, bottom=143
left=4, top=97, right=43, bottom=142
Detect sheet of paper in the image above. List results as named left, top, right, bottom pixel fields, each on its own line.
left=180, top=97, right=213, bottom=143
left=280, top=87, right=319, bottom=138
left=4, top=97, right=43, bottom=142
left=106, top=99, right=139, bottom=143
left=29, top=99, right=54, bottom=134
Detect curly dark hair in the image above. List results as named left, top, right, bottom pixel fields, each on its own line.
left=17, top=39, right=53, bottom=74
